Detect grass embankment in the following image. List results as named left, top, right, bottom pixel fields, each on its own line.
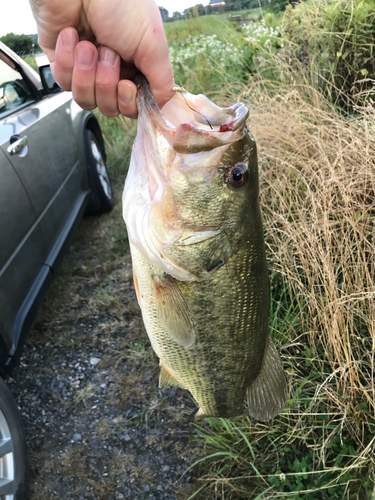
left=97, top=5, right=375, bottom=498
left=164, top=9, right=266, bottom=44
left=164, top=13, right=242, bottom=44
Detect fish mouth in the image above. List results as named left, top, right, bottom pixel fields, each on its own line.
left=138, top=76, right=249, bottom=154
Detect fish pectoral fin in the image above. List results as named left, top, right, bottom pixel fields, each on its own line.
left=247, top=335, right=287, bottom=422
left=153, top=274, right=195, bottom=348
left=159, top=365, right=182, bottom=388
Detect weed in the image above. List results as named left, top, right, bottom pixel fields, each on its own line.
left=74, top=382, right=96, bottom=405
left=116, top=340, right=152, bottom=364
left=96, top=418, right=111, bottom=439
left=283, top=0, right=375, bottom=110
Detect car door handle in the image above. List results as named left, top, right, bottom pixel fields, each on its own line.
left=7, top=135, right=29, bottom=155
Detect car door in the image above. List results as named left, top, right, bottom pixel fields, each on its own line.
left=0, top=50, right=84, bottom=257
left=0, top=143, right=46, bottom=359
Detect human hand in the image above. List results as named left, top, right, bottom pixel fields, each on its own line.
left=30, top=0, right=174, bottom=118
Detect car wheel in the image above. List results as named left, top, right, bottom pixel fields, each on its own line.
left=85, top=130, right=115, bottom=215
left=0, top=378, right=29, bottom=500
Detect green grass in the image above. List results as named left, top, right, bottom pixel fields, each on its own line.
left=164, top=14, right=243, bottom=44
left=94, top=112, right=136, bottom=178
left=163, top=8, right=279, bottom=45
left=23, top=55, right=38, bottom=72
left=74, top=383, right=97, bottom=405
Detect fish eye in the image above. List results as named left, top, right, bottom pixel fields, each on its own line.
left=228, top=163, right=247, bottom=187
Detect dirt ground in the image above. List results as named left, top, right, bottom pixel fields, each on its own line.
left=8, top=180, right=203, bottom=500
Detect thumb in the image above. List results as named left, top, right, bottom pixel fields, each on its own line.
left=133, top=22, right=175, bottom=109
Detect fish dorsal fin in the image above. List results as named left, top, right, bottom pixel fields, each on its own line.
left=159, top=365, right=182, bottom=388
left=247, top=335, right=287, bottom=422
left=153, top=274, right=196, bottom=349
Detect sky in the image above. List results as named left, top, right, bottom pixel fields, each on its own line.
left=0, top=0, right=210, bottom=37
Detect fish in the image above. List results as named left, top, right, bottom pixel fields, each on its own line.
left=122, top=76, right=287, bottom=421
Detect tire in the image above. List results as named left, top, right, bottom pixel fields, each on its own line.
left=0, top=378, right=29, bottom=500
left=85, top=130, right=115, bottom=215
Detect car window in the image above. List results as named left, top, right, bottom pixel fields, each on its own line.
left=0, top=56, right=34, bottom=118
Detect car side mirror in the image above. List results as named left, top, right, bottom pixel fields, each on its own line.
left=39, top=65, right=62, bottom=94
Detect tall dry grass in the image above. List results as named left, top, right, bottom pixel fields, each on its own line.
left=191, top=79, right=375, bottom=498
left=243, top=81, right=375, bottom=409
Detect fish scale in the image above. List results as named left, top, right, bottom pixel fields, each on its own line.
left=123, top=77, right=287, bottom=421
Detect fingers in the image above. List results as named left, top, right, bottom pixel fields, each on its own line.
left=53, top=27, right=79, bottom=90
left=96, top=46, right=121, bottom=116
left=71, top=41, right=98, bottom=110
left=54, top=30, right=134, bottom=117
left=118, top=80, right=138, bottom=119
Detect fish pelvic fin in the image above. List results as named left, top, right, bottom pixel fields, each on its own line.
left=159, top=365, right=182, bottom=389
left=247, top=335, right=287, bottom=422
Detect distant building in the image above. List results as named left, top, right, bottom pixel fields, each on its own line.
left=209, top=0, right=226, bottom=11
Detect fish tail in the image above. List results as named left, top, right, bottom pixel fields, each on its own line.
left=246, top=335, right=287, bottom=422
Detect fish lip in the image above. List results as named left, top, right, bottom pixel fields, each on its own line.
left=170, top=102, right=249, bottom=154
left=173, top=102, right=249, bottom=134
left=171, top=85, right=249, bottom=134
left=139, top=81, right=250, bottom=154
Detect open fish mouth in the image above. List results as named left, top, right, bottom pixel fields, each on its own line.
left=141, top=81, right=249, bottom=154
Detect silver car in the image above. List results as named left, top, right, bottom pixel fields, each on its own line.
left=0, top=42, right=115, bottom=500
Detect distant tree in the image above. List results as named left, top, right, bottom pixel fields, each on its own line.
left=269, top=0, right=292, bottom=12
left=159, top=6, right=169, bottom=22
left=0, top=33, right=39, bottom=54
left=183, top=3, right=215, bottom=18
left=196, top=3, right=206, bottom=15
left=172, top=11, right=183, bottom=20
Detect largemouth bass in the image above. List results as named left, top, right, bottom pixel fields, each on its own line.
left=123, top=77, right=287, bottom=421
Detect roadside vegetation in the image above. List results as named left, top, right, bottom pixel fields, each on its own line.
left=96, top=1, right=375, bottom=498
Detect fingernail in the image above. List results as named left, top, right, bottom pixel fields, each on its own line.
left=99, top=46, right=117, bottom=67
left=61, top=29, right=76, bottom=50
left=118, top=84, right=133, bottom=105
left=76, top=46, right=95, bottom=69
